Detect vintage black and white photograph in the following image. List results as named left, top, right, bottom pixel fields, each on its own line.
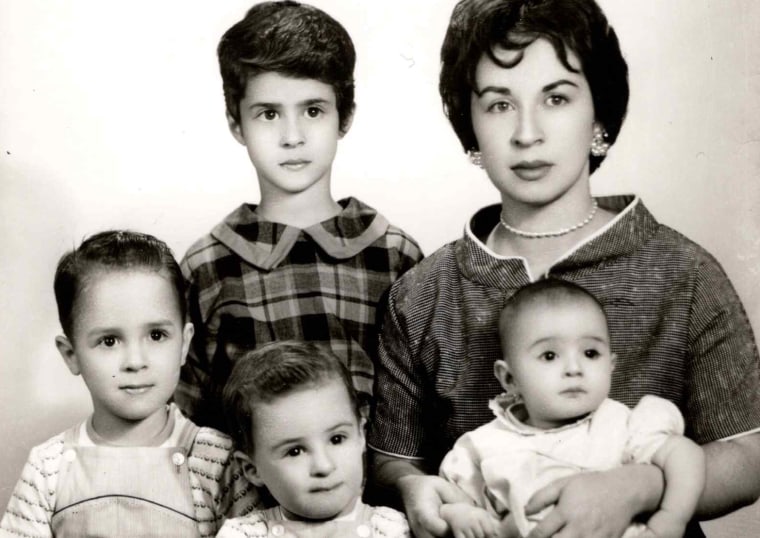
left=1, top=1, right=758, bottom=536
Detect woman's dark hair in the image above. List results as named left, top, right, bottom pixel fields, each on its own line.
left=440, top=0, right=629, bottom=172
left=53, top=230, right=186, bottom=338
left=218, top=0, right=356, bottom=133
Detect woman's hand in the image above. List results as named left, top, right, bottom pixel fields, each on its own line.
left=398, top=474, right=471, bottom=538
left=524, top=465, right=664, bottom=538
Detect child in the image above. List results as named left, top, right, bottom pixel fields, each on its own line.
left=217, top=340, right=410, bottom=537
left=438, top=279, right=706, bottom=538
left=175, top=0, right=422, bottom=430
left=0, top=231, right=258, bottom=538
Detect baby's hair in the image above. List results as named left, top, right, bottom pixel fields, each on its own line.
left=499, top=279, right=607, bottom=355
left=440, top=0, right=629, bottom=172
left=218, top=0, right=356, bottom=133
left=222, top=340, right=360, bottom=454
left=53, top=230, right=186, bottom=339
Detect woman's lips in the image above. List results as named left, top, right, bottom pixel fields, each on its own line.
left=511, top=161, right=553, bottom=181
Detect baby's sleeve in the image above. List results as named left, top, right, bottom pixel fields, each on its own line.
left=370, top=506, right=411, bottom=538
left=216, top=512, right=268, bottom=538
left=624, top=395, right=686, bottom=464
left=439, top=432, right=488, bottom=508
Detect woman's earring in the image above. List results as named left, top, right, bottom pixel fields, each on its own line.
left=468, top=150, right=484, bottom=168
left=590, top=124, right=610, bottom=157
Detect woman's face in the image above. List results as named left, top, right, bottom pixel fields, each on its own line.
left=471, top=38, right=596, bottom=208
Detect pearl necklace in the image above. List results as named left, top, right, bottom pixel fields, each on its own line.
left=499, top=199, right=599, bottom=239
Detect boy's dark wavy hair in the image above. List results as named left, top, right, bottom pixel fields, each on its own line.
left=440, top=0, right=629, bottom=172
left=222, top=340, right=362, bottom=454
left=218, top=0, right=356, bottom=133
left=53, top=230, right=186, bottom=338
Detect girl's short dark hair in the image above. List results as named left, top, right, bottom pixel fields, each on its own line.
left=222, top=340, right=361, bottom=454
left=440, top=0, right=629, bottom=172
left=218, top=0, right=356, bottom=133
left=53, top=230, right=186, bottom=338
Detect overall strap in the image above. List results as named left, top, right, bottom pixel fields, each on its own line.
left=175, top=416, right=201, bottom=452
left=61, top=422, right=82, bottom=446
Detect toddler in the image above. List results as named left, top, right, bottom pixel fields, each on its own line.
left=439, top=279, right=706, bottom=538
left=218, top=340, right=409, bottom=538
left=0, top=231, right=257, bottom=538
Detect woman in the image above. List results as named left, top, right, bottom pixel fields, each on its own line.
left=367, top=1, right=760, bottom=537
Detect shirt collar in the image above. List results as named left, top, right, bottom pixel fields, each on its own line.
left=458, top=195, right=659, bottom=287
left=489, top=393, right=595, bottom=435
left=210, top=197, right=389, bottom=271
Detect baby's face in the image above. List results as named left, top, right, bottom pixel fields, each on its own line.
left=498, top=298, right=614, bottom=429
left=246, top=377, right=365, bottom=520
left=62, top=269, right=193, bottom=440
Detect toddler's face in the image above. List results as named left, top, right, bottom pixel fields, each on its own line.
left=58, top=269, right=193, bottom=440
left=244, top=377, right=365, bottom=520
left=497, top=297, right=614, bottom=429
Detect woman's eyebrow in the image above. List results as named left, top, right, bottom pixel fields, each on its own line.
left=474, top=79, right=579, bottom=97
left=543, top=79, right=579, bottom=92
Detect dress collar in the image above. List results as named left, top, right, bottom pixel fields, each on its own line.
left=210, top=197, right=389, bottom=271
left=458, top=195, right=660, bottom=287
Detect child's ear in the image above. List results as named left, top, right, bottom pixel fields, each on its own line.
left=493, top=359, right=513, bottom=391
left=180, top=323, right=195, bottom=367
left=338, top=104, right=355, bottom=138
left=233, top=449, right=265, bottom=487
left=55, top=335, right=81, bottom=376
left=226, top=111, right=246, bottom=145
left=610, top=352, right=617, bottom=370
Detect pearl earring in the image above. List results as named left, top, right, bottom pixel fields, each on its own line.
left=590, top=124, right=610, bottom=157
left=468, top=150, right=484, bottom=168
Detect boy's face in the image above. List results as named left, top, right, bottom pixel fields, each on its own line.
left=56, top=270, right=193, bottom=441
left=495, top=297, right=614, bottom=429
left=228, top=72, right=348, bottom=201
left=241, top=377, right=365, bottom=520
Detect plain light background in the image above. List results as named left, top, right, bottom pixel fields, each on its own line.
left=1, top=0, right=758, bottom=534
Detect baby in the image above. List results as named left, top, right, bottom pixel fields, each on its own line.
left=439, top=279, right=705, bottom=538
left=219, top=340, right=409, bottom=538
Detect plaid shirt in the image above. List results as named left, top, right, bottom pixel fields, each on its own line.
left=175, top=197, right=422, bottom=430
left=369, top=195, right=760, bottom=468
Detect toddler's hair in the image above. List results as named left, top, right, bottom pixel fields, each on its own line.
left=440, top=0, right=629, bottom=172
left=222, top=340, right=360, bottom=454
left=218, top=0, right=356, bottom=133
left=53, top=230, right=186, bottom=338
left=499, top=278, right=607, bottom=352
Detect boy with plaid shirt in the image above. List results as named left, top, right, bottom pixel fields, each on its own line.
left=175, top=1, right=422, bottom=430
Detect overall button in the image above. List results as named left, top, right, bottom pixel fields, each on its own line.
left=63, top=449, right=76, bottom=462
left=270, top=524, right=285, bottom=536
left=172, top=452, right=186, bottom=466
left=356, top=524, right=371, bottom=537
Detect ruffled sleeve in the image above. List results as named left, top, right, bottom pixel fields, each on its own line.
left=370, top=506, right=411, bottom=537
left=624, top=395, right=685, bottom=464
left=215, top=512, right=269, bottom=538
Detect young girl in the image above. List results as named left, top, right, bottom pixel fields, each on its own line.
left=218, top=340, right=409, bottom=538
left=0, top=231, right=258, bottom=538
left=368, top=1, right=760, bottom=536
left=438, top=279, right=705, bottom=538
